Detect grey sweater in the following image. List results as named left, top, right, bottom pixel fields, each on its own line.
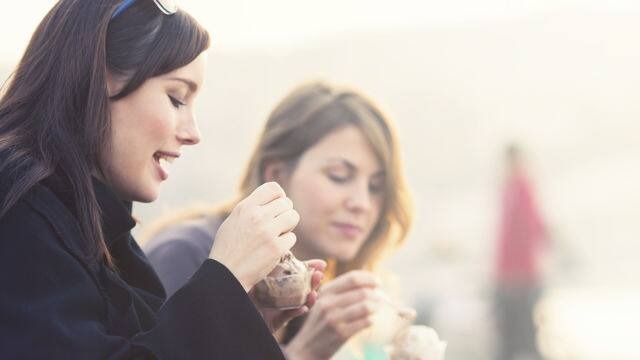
left=144, top=216, right=222, bottom=297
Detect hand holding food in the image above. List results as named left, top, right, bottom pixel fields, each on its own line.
left=253, top=252, right=315, bottom=309
left=209, top=182, right=299, bottom=291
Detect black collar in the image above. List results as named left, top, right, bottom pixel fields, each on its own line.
left=42, top=173, right=136, bottom=246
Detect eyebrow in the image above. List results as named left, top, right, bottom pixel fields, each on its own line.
left=167, top=77, right=198, bottom=93
left=326, top=157, right=385, bottom=176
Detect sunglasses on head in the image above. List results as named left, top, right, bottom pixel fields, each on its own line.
left=112, top=0, right=177, bottom=19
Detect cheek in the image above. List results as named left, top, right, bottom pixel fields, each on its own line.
left=104, top=99, right=173, bottom=178
left=291, top=177, right=340, bottom=218
left=114, top=94, right=174, bottom=142
left=134, top=103, right=174, bottom=141
left=372, top=197, right=384, bottom=219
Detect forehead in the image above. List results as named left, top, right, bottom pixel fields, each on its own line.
left=157, top=51, right=207, bottom=90
left=300, top=125, right=382, bottom=173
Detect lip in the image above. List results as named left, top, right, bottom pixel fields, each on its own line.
left=155, top=150, right=181, bottom=160
left=331, top=222, right=364, bottom=239
left=152, top=151, right=181, bottom=181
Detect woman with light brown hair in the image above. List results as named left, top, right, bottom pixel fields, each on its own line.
left=144, top=81, right=413, bottom=359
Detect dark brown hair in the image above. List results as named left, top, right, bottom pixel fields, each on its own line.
left=0, top=0, right=210, bottom=266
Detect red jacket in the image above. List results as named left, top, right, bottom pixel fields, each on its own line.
left=496, top=171, right=547, bottom=284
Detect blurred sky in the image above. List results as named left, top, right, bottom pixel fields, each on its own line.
left=3, top=0, right=640, bottom=61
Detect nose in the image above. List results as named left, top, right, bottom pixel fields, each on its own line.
left=176, top=112, right=201, bottom=145
left=345, top=180, right=372, bottom=214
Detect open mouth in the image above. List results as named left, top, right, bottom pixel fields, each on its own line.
left=153, top=152, right=178, bottom=180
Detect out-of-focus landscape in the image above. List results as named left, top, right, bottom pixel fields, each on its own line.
left=2, top=1, right=639, bottom=359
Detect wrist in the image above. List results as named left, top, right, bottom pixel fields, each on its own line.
left=283, top=341, right=318, bottom=360
left=280, top=343, right=308, bottom=360
left=209, top=256, right=251, bottom=292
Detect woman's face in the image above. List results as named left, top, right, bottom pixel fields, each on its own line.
left=284, top=125, right=385, bottom=262
left=102, top=52, right=207, bottom=202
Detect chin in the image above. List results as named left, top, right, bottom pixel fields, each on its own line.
left=331, top=246, right=361, bottom=262
left=136, top=189, right=159, bottom=203
left=125, top=183, right=160, bottom=203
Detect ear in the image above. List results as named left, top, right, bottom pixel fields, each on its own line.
left=105, top=70, right=123, bottom=97
left=263, top=160, right=290, bottom=185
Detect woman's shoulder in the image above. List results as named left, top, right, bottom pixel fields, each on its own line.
left=0, top=197, right=53, bottom=242
left=0, top=181, right=91, bottom=262
left=0, top=181, right=65, bottom=240
left=0, top=192, right=92, bottom=279
left=143, top=214, right=222, bottom=255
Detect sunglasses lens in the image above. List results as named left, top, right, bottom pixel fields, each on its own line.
left=154, top=0, right=178, bottom=15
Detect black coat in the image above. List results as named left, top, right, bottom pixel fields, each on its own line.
left=0, top=172, right=285, bottom=359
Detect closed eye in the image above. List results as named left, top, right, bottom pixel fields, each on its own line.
left=328, top=173, right=349, bottom=183
left=168, top=95, right=185, bottom=109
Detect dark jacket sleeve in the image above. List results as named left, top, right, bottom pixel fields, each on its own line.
left=0, top=202, right=284, bottom=360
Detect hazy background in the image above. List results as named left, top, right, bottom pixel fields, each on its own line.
left=2, top=1, right=639, bottom=359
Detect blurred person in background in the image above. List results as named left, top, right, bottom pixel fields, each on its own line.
left=0, top=0, right=322, bottom=358
left=143, top=81, right=414, bottom=359
left=494, top=143, right=550, bottom=360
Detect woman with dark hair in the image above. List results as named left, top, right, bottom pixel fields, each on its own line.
left=0, top=1, right=322, bottom=358
left=143, top=81, right=414, bottom=359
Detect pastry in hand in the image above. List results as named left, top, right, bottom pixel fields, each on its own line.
left=388, top=325, right=447, bottom=360
left=253, top=252, right=312, bottom=309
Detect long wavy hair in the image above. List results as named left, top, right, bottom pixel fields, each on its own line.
left=0, top=0, right=210, bottom=267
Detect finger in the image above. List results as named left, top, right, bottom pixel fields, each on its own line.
left=260, top=196, right=293, bottom=219
left=246, top=182, right=285, bottom=206
left=305, top=290, right=318, bottom=309
left=338, top=300, right=379, bottom=323
left=287, top=305, right=309, bottom=319
left=339, top=317, right=374, bottom=338
left=321, top=287, right=378, bottom=309
left=310, top=268, right=324, bottom=291
left=305, top=259, right=327, bottom=273
left=280, top=306, right=309, bottom=324
left=268, top=306, right=308, bottom=333
left=319, top=270, right=378, bottom=295
left=276, top=231, right=297, bottom=253
left=272, top=208, right=300, bottom=235
left=280, top=306, right=308, bottom=328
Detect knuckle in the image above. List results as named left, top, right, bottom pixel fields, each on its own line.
left=316, top=300, right=330, bottom=317
left=326, top=314, right=341, bottom=330
left=248, top=214, right=260, bottom=226
left=234, top=199, right=247, bottom=213
left=264, top=242, right=281, bottom=259
left=258, top=222, right=273, bottom=237
left=356, top=288, right=371, bottom=300
left=348, top=274, right=363, bottom=287
left=336, top=327, right=350, bottom=341
left=348, top=271, right=375, bottom=287
left=364, top=316, right=374, bottom=327
left=289, top=209, right=300, bottom=224
left=266, top=181, right=284, bottom=195
left=363, top=302, right=376, bottom=315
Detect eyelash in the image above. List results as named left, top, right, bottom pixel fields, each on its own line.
left=328, top=173, right=349, bottom=183
left=168, top=95, right=185, bottom=109
left=328, top=173, right=384, bottom=194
